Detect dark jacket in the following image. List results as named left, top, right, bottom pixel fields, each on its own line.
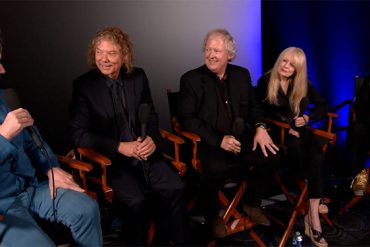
left=69, top=67, right=161, bottom=160
left=178, top=64, right=264, bottom=147
left=256, top=73, right=328, bottom=124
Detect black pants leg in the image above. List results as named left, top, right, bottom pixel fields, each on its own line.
left=148, top=158, right=186, bottom=244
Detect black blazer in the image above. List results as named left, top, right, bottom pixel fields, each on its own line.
left=178, top=64, right=264, bottom=147
left=70, top=67, right=161, bottom=159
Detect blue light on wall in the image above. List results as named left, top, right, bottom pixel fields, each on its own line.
left=223, top=0, right=262, bottom=84
left=262, top=1, right=370, bottom=146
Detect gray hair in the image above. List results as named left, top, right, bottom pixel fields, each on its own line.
left=203, top=28, right=236, bottom=61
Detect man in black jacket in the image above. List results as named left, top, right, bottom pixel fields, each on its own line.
left=178, top=28, right=280, bottom=237
left=70, top=27, right=186, bottom=245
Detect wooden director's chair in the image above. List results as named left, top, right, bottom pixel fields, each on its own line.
left=264, top=111, right=338, bottom=247
left=66, top=127, right=186, bottom=246
left=167, top=89, right=266, bottom=247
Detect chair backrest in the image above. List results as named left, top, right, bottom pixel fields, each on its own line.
left=166, top=89, right=201, bottom=171
left=167, top=89, right=181, bottom=133
left=167, top=89, right=179, bottom=119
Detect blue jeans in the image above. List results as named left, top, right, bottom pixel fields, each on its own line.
left=0, top=182, right=102, bottom=247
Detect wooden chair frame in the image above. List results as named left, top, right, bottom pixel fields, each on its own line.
left=264, top=113, right=338, bottom=247
left=66, top=128, right=185, bottom=246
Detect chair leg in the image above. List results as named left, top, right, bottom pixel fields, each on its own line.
left=320, top=213, right=334, bottom=227
left=208, top=181, right=266, bottom=247
left=147, top=222, right=155, bottom=246
left=278, top=183, right=308, bottom=247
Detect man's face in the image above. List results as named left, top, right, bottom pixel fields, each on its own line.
left=95, top=39, right=124, bottom=80
left=204, top=34, right=231, bottom=77
left=0, top=53, right=6, bottom=80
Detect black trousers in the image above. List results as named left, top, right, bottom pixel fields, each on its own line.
left=198, top=142, right=280, bottom=221
left=109, top=153, right=186, bottom=245
left=284, top=133, right=325, bottom=199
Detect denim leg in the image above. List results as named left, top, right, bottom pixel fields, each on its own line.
left=0, top=190, right=55, bottom=247
left=30, top=182, right=102, bottom=247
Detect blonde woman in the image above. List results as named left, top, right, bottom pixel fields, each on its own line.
left=256, top=47, right=329, bottom=247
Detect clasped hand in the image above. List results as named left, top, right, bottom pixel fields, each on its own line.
left=118, top=136, right=156, bottom=161
left=293, top=114, right=309, bottom=127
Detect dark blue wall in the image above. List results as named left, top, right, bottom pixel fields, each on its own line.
left=262, top=0, right=370, bottom=145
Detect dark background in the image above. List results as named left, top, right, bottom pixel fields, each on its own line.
left=0, top=0, right=262, bottom=153
left=1, top=0, right=370, bottom=154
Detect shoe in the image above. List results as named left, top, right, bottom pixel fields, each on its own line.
left=210, top=216, right=227, bottom=238
left=304, top=215, right=328, bottom=247
left=243, top=205, right=270, bottom=226
left=350, top=169, right=369, bottom=196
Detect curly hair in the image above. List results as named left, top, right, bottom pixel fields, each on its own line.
left=203, top=28, right=237, bottom=61
left=87, top=26, right=135, bottom=73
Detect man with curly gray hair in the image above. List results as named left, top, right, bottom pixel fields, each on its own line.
left=70, top=26, right=186, bottom=245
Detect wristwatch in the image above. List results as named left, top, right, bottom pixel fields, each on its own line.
left=255, top=122, right=267, bottom=130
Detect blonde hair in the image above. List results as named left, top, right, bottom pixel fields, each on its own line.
left=266, top=47, right=308, bottom=115
left=87, top=26, right=135, bottom=73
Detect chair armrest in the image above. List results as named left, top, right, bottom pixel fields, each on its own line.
left=57, top=155, right=95, bottom=198
left=326, top=112, right=339, bottom=133
left=57, top=155, right=94, bottom=172
left=264, top=118, right=291, bottom=146
left=170, top=118, right=202, bottom=171
left=159, top=128, right=187, bottom=176
left=159, top=128, right=185, bottom=145
left=76, top=147, right=112, bottom=167
left=75, top=147, right=113, bottom=203
left=171, top=117, right=201, bottom=142
left=264, top=118, right=291, bottom=129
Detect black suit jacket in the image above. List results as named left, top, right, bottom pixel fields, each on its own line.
left=178, top=64, right=264, bottom=147
left=70, top=67, right=161, bottom=159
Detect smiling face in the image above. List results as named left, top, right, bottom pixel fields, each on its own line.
left=204, top=34, right=232, bottom=79
left=95, top=39, right=124, bottom=80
